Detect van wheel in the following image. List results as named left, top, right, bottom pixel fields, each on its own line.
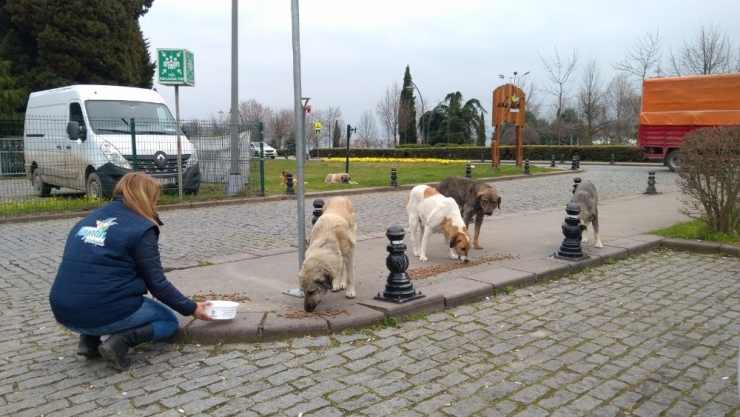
left=86, top=173, right=105, bottom=199
left=33, top=170, right=51, bottom=197
left=666, top=150, right=683, bottom=172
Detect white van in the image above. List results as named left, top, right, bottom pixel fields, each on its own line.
left=23, top=85, right=200, bottom=198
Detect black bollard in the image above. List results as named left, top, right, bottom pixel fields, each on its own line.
left=480, top=154, right=485, bottom=163
left=311, top=199, right=325, bottom=225
left=554, top=203, right=587, bottom=260
left=374, top=225, right=426, bottom=304
left=575, top=155, right=581, bottom=169
left=465, top=163, right=472, bottom=178
left=390, top=167, right=398, bottom=186
left=644, top=171, right=658, bottom=195
left=610, top=153, right=615, bottom=165
left=560, top=153, right=565, bottom=164
left=572, top=177, right=581, bottom=194
left=286, top=171, right=296, bottom=195
left=550, top=155, right=556, bottom=167
left=524, top=159, right=531, bottom=175
left=570, top=156, right=578, bottom=170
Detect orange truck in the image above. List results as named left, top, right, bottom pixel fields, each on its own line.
left=637, top=73, right=740, bottom=171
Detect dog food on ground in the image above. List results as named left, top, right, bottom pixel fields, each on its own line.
left=280, top=308, right=349, bottom=319
left=406, top=254, right=517, bottom=280
left=191, top=292, right=251, bottom=303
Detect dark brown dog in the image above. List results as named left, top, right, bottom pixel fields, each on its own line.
left=436, top=176, right=501, bottom=249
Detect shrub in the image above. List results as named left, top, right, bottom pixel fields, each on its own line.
left=677, top=126, right=740, bottom=235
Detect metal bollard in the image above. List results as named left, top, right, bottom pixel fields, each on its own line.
left=390, top=167, right=398, bottom=186
left=560, top=153, right=565, bottom=164
left=524, top=159, right=531, bottom=175
left=465, top=163, right=472, bottom=178
left=374, top=225, right=426, bottom=304
left=311, top=199, right=325, bottom=225
left=573, top=177, right=581, bottom=194
left=550, top=155, right=556, bottom=167
left=286, top=171, right=295, bottom=195
left=575, top=155, right=581, bottom=169
left=644, top=171, right=658, bottom=195
left=480, top=154, right=485, bottom=162
left=610, top=153, right=615, bottom=165
left=570, top=156, right=578, bottom=170
left=553, top=203, right=587, bottom=260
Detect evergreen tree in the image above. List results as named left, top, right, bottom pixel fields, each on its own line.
left=0, top=0, right=156, bottom=113
left=332, top=120, right=341, bottom=148
left=0, top=58, right=25, bottom=115
left=397, top=66, right=417, bottom=145
left=476, top=112, right=487, bottom=146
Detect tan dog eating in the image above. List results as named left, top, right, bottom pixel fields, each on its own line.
left=299, top=196, right=357, bottom=312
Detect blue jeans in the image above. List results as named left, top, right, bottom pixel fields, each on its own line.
left=65, top=298, right=179, bottom=341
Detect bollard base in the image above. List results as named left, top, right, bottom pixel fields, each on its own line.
left=553, top=252, right=589, bottom=261
left=374, top=292, right=426, bottom=304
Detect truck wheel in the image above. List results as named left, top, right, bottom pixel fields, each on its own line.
left=665, top=150, right=683, bottom=172
left=33, top=170, right=51, bottom=197
left=86, top=172, right=105, bottom=199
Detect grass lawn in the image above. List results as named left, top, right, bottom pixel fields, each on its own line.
left=650, top=219, right=740, bottom=246
left=2, top=158, right=551, bottom=217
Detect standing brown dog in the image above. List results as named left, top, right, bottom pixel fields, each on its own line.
left=436, top=176, right=501, bottom=249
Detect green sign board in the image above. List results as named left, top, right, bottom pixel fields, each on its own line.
left=157, top=48, right=195, bottom=86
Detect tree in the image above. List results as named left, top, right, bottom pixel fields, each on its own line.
left=0, top=58, right=25, bottom=114
left=0, top=0, right=156, bottom=113
left=397, top=66, right=417, bottom=145
left=355, top=110, right=379, bottom=148
left=612, top=29, right=663, bottom=83
left=332, top=120, right=341, bottom=148
left=603, top=73, right=640, bottom=144
left=238, top=99, right=270, bottom=125
left=427, top=92, right=485, bottom=146
left=539, top=47, right=579, bottom=121
left=265, top=108, right=293, bottom=149
left=475, top=112, right=486, bottom=146
left=375, top=82, right=401, bottom=147
left=669, top=23, right=740, bottom=75
left=576, top=58, right=607, bottom=144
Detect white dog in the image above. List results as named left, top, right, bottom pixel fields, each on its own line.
left=406, top=184, right=471, bottom=262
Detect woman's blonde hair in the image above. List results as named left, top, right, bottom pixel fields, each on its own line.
left=113, top=172, right=162, bottom=226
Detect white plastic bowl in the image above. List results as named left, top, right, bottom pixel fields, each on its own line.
left=204, top=300, right=239, bottom=320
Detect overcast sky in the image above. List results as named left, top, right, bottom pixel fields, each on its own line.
left=140, top=0, right=739, bottom=129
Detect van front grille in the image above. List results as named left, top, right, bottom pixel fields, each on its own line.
left=124, top=155, right=190, bottom=173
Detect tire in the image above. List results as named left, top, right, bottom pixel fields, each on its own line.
left=86, top=172, right=105, bottom=199
left=270, top=156, right=276, bottom=159
left=665, top=150, right=683, bottom=172
left=33, top=170, right=51, bottom=197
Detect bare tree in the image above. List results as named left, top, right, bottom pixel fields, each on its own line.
left=265, top=108, right=294, bottom=149
left=519, top=78, right=544, bottom=118
left=603, top=73, right=640, bottom=144
left=375, top=82, right=401, bottom=147
left=316, top=106, right=342, bottom=149
left=539, top=47, right=578, bottom=144
left=356, top=110, right=379, bottom=148
left=612, top=29, right=663, bottom=83
left=238, top=99, right=269, bottom=124
left=576, top=58, right=608, bottom=144
left=669, top=23, right=740, bottom=75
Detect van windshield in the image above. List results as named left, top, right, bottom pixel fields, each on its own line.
left=85, top=100, right=178, bottom=135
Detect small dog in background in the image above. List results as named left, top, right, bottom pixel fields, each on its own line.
left=570, top=179, right=603, bottom=248
left=325, top=173, right=351, bottom=184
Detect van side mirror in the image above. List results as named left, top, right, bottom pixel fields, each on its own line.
left=67, top=121, right=86, bottom=141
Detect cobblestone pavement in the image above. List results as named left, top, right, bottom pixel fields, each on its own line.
left=6, top=165, right=740, bottom=416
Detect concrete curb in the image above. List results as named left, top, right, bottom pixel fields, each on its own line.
left=166, top=235, right=739, bottom=345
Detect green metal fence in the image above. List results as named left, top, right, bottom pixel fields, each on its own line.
left=0, top=116, right=265, bottom=216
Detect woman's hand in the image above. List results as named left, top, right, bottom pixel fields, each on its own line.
left=193, top=301, right=215, bottom=321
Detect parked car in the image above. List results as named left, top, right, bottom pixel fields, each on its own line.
left=250, top=142, right=277, bottom=159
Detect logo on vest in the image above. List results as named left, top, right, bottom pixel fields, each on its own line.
left=76, top=217, right=117, bottom=246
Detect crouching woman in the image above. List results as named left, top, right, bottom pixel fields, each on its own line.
left=49, top=172, right=214, bottom=371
